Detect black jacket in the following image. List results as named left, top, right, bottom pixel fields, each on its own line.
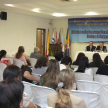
left=96, top=46, right=107, bottom=52
left=96, top=65, right=108, bottom=76
left=86, top=46, right=96, bottom=51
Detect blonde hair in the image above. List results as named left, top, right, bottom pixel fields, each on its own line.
left=55, top=69, right=75, bottom=108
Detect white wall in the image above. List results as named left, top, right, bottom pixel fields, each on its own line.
left=0, top=12, right=51, bottom=56
left=52, top=18, right=108, bottom=61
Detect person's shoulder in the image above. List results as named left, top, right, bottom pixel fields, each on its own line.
left=104, top=46, right=107, bottom=48
left=93, top=45, right=96, bottom=48
left=70, top=92, right=85, bottom=105
left=48, top=92, right=57, bottom=98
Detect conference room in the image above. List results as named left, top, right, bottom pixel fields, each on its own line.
left=1, top=0, right=108, bottom=108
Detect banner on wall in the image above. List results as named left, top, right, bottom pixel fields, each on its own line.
left=68, top=18, right=108, bottom=42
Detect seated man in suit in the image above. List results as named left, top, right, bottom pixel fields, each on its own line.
left=86, top=41, right=96, bottom=51
left=97, top=42, right=107, bottom=52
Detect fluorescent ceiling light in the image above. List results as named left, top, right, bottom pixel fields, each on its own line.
left=53, top=13, right=66, bottom=17
left=4, top=4, right=14, bottom=7
left=73, top=0, right=77, bottom=1
left=32, top=8, right=40, bottom=12
left=85, top=12, right=98, bottom=15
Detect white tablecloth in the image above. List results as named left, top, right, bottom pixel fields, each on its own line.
left=74, top=51, right=108, bottom=62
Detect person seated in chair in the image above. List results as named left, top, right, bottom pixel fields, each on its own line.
left=86, top=41, right=96, bottom=51
left=0, top=50, right=11, bottom=66
left=97, top=42, right=107, bottom=52
left=3, top=65, right=37, bottom=108
left=30, top=47, right=41, bottom=59
left=60, top=56, right=72, bottom=70
left=55, top=51, right=63, bottom=64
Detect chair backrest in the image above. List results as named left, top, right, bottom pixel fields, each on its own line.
left=6, top=57, right=13, bottom=64
left=94, top=75, right=108, bottom=84
left=77, top=80, right=102, bottom=94
left=22, top=81, right=34, bottom=103
left=91, top=67, right=98, bottom=75
left=0, top=63, right=7, bottom=81
left=30, top=58, right=37, bottom=68
left=31, top=85, right=56, bottom=107
left=13, top=59, right=24, bottom=68
left=71, top=65, right=78, bottom=70
left=101, top=84, right=108, bottom=108
left=75, top=72, right=93, bottom=82
left=72, top=90, right=101, bottom=108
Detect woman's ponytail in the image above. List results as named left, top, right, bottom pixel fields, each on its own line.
left=55, top=82, right=72, bottom=108
left=55, top=88, right=72, bottom=108
left=55, top=69, right=75, bottom=108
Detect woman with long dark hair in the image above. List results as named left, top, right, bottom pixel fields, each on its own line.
left=89, top=53, right=105, bottom=68
left=0, top=50, right=11, bottom=66
left=39, top=59, right=60, bottom=90
left=48, top=69, right=87, bottom=108
left=73, top=52, right=85, bottom=65
left=0, top=79, right=24, bottom=108
left=14, top=47, right=27, bottom=65
left=75, top=56, right=93, bottom=74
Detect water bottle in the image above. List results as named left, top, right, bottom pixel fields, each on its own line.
left=104, top=48, right=106, bottom=53
left=85, top=48, right=87, bottom=52
left=32, top=81, right=36, bottom=85
left=94, top=48, right=96, bottom=52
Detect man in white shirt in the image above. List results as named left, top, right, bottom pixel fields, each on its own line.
left=60, top=56, right=72, bottom=71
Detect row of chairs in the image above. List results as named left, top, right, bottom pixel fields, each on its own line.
left=6, top=57, right=37, bottom=68
left=75, top=72, right=108, bottom=84
left=76, top=80, right=108, bottom=108
left=22, top=81, right=102, bottom=108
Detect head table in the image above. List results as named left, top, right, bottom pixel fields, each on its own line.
left=74, top=51, right=108, bottom=62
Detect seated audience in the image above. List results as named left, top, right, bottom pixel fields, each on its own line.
left=55, top=51, right=63, bottom=64
left=3, top=65, right=37, bottom=108
left=75, top=56, right=93, bottom=74
left=89, top=53, right=105, bottom=68
left=96, top=56, right=108, bottom=75
left=14, top=46, right=27, bottom=65
left=60, top=56, right=72, bottom=70
left=73, top=52, right=85, bottom=65
left=48, top=69, right=87, bottom=108
left=39, top=59, right=60, bottom=90
left=86, top=41, right=96, bottom=51
left=32, top=56, right=48, bottom=75
left=97, top=42, right=107, bottom=52
left=0, top=50, right=11, bottom=66
left=21, top=65, right=40, bottom=83
left=0, top=79, right=24, bottom=108
left=30, top=47, right=41, bottom=59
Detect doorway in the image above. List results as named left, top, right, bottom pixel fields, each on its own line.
left=36, top=28, right=46, bottom=56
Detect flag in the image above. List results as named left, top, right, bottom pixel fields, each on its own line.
left=62, top=30, right=64, bottom=52
left=46, top=29, right=49, bottom=57
left=52, top=29, right=55, bottom=44
left=65, top=29, right=71, bottom=56
left=56, top=31, right=57, bottom=42
left=59, top=31, right=61, bottom=39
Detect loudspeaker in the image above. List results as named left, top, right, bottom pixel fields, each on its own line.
left=0, top=12, right=7, bottom=20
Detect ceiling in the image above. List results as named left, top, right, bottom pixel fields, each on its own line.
left=0, top=0, right=108, bottom=19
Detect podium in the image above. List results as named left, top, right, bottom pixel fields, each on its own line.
left=49, top=44, right=62, bottom=56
